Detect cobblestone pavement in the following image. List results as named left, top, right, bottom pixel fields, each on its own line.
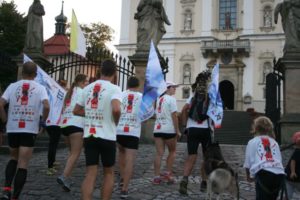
left=1, top=143, right=300, bottom=200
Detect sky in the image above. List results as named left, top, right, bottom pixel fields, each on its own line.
left=6, top=0, right=122, bottom=47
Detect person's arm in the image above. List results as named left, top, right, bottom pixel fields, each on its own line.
left=245, top=168, right=254, bottom=182
left=111, top=99, right=121, bottom=125
left=290, top=160, right=297, bottom=179
left=181, top=103, right=189, bottom=127
left=171, top=111, right=181, bottom=139
left=41, top=99, right=50, bottom=122
left=73, top=104, right=85, bottom=117
left=0, top=98, right=7, bottom=123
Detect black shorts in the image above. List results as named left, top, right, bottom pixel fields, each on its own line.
left=61, top=126, right=83, bottom=136
left=117, top=135, right=139, bottom=150
left=187, top=127, right=211, bottom=155
left=154, top=132, right=176, bottom=140
left=7, top=133, right=37, bottom=148
left=84, top=137, right=116, bottom=167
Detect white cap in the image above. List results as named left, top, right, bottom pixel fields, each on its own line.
left=166, top=81, right=179, bottom=88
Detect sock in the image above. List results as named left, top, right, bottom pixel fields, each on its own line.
left=12, top=168, right=27, bottom=199
left=4, top=159, right=18, bottom=188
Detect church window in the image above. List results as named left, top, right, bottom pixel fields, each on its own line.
left=219, top=0, right=237, bottom=30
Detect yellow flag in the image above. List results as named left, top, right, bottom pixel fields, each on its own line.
left=70, top=10, right=87, bottom=57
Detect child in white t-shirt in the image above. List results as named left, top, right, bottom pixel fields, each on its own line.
left=244, top=116, right=285, bottom=200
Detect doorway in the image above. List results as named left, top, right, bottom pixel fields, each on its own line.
left=219, top=80, right=234, bottom=110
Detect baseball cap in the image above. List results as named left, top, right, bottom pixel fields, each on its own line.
left=292, top=131, right=300, bottom=143
left=166, top=81, right=179, bottom=88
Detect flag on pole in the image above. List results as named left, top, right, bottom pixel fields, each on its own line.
left=24, top=54, right=66, bottom=126
left=138, top=41, right=167, bottom=122
left=70, top=9, right=87, bottom=57
left=207, top=63, right=223, bottom=128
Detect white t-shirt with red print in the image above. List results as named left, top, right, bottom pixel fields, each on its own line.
left=77, top=80, right=122, bottom=141
left=243, top=135, right=285, bottom=178
left=153, top=94, right=177, bottom=134
left=2, top=80, right=48, bottom=134
left=117, top=90, right=142, bottom=138
left=186, top=96, right=209, bottom=128
left=61, top=87, right=84, bottom=128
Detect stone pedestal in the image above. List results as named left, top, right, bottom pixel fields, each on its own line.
left=277, top=52, right=300, bottom=143
left=15, top=53, right=53, bottom=80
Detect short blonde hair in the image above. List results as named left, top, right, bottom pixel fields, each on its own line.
left=252, top=116, right=274, bottom=138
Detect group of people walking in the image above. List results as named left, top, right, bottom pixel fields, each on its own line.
left=0, top=59, right=300, bottom=200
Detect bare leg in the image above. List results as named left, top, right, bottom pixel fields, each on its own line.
left=102, top=167, right=114, bottom=200
left=154, top=138, right=165, bottom=177
left=122, top=148, right=137, bottom=191
left=81, top=165, right=98, bottom=200
left=183, top=154, right=197, bottom=177
left=63, top=132, right=83, bottom=177
left=164, top=137, right=177, bottom=173
left=118, top=144, right=126, bottom=183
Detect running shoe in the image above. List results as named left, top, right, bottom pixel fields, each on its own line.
left=46, top=167, right=57, bottom=176
left=0, top=190, right=11, bottom=200
left=57, top=175, right=71, bottom=192
left=152, top=176, right=162, bottom=185
left=120, top=190, right=128, bottom=199
left=161, top=171, right=175, bottom=184
left=200, top=180, right=207, bottom=192
left=179, top=179, right=188, bottom=195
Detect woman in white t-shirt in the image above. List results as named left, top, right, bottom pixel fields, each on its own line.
left=57, top=74, right=88, bottom=192
left=244, top=116, right=285, bottom=200
left=152, top=81, right=181, bottom=185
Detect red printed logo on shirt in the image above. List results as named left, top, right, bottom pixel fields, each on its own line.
left=21, top=83, right=30, bottom=105
left=89, top=127, right=96, bottom=135
left=157, top=97, right=164, bottom=113
left=91, top=84, right=101, bottom=109
left=19, top=120, right=26, bottom=128
left=156, top=124, right=161, bottom=130
left=127, top=94, right=134, bottom=113
left=261, top=137, right=273, bottom=161
left=124, top=124, right=130, bottom=132
left=65, top=99, right=71, bottom=107
left=62, top=118, right=67, bottom=124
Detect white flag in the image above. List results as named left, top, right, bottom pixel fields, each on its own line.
left=24, top=54, right=66, bottom=126
left=70, top=9, right=87, bottom=57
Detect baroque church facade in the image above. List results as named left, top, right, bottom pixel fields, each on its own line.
left=117, top=0, right=285, bottom=112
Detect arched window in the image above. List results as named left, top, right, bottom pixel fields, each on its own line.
left=262, top=62, right=273, bottom=84
left=219, top=0, right=237, bottom=30
left=263, top=6, right=272, bottom=27
left=184, top=9, right=192, bottom=31
left=183, top=64, right=191, bottom=84
left=182, top=86, right=190, bottom=99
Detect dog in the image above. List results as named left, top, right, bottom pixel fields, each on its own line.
left=204, top=142, right=239, bottom=200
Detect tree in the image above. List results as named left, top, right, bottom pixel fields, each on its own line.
left=0, top=1, right=27, bottom=55
left=0, top=1, right=27, bottom=90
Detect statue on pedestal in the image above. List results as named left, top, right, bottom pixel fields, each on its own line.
left=274, top=0, right=300, bottom=53
left=134, top=0, right=171, bottom=53
left=24, top=0, right=45, bottom=53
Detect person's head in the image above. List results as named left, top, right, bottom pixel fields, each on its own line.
left=165, top=81, right=178, bottom=96
left=22, top=61, right=37, bottom=79
left=58, top=79, right=67, bottom=89
left=73, top=74, right=88, bottom=89
left=127, top=76, right=140, bottom=89
left=192, top=70, right=211, bottom=95
left=252, top=116, right=274, bottom=138
left=100, top=60, right=117, bottom=78
left=292, top=131, right=300, bottom=146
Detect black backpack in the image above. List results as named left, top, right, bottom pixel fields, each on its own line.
left=188, top=93, right=209, bottom=122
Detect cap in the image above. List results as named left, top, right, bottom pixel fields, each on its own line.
left=292, top=131, right=300, bottom=143
left=166, top=81, right=179, bottom=88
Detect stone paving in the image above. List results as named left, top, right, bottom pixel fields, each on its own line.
left=0, top=143, right=300, bottom=200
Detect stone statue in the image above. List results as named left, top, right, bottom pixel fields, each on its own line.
left=184, top=12, right=192, bottom=31
left=264, top=10, right=272, bottom=27
left=134, top=0, right=171, bottom=52
left=274, top=0, right=300, bottom=53
left=24, top=0, right=45, bottom=53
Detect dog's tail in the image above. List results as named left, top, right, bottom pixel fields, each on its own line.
left=235, top=172, right=240, bottom=200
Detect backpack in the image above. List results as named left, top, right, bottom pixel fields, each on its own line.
left=188, top=93, right=209, bottom=122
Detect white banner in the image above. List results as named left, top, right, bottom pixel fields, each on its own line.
left=24, top=54, right=66, bottom=126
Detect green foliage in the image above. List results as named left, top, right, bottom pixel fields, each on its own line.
left=0, top=1, right=27, bottom=55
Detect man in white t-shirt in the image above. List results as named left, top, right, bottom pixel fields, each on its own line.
left=116, top=76, right=142, bottom=199
left=0, top=61, right=49, bottom=200
left=73, top=60, right=121, bottom=200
